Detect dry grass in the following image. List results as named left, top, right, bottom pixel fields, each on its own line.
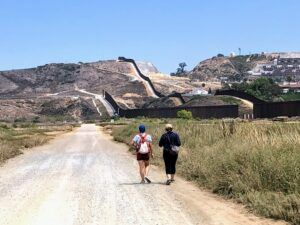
left=0, top=123, right=73, bottom=164
left=112, top=119, right=300, bottom=225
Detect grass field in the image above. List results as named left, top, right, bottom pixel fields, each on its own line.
left=110, top=119, right=300, bottom=225
left=280, top=93, right=300, bottom=102
left=0, top=123, right=74, bottom=164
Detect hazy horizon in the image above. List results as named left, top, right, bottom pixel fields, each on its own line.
left=1, top=0, right=300, bottom=73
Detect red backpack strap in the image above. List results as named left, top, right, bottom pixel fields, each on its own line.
left=139, top=133, right=147, bottom=143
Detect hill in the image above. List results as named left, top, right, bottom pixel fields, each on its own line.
left=0, top=59, right=198, bottom=121
left=0, top=61, right=148, bottom=103
left=188, top=54, right=272, bottom=81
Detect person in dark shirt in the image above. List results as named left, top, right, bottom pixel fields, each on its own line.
left=159, top=124, right=181, bottom=185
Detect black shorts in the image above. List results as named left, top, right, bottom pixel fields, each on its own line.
left=137, top=153, right=150, bottom=161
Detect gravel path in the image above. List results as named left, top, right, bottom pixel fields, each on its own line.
left=0, top=125, right=287, bottom=225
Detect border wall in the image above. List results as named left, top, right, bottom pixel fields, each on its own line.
left=215, top=89, right=300, bottom=118
left=215, top=89, right=266, bottom=104
left=118, top=57, right=165, bottom=97
left=254, top=101, right=300, bottom=118
left=104, top=91, right=238, bottom=119
left=118, top=57, right=188, bottom=104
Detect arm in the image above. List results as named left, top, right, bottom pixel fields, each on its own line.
left=131, top=140, right=135, bottom=146
left=131, top=140, right=137, bottom=152
left=131, top=135, right=139, bottom=152
left=159, top=134, right=164, bottom=147
left=149, top=143, right=154, bottom=158
left=176, top=133, right=181, bottom=147
left=147, top=135, right=154, bottom=158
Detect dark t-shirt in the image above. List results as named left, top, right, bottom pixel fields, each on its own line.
left=159, top=131, right=181, bottom=151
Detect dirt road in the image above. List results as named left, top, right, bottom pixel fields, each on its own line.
left=0, top=125, right=286, bottom=225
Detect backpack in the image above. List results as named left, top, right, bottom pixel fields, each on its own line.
left=138, top=134, right=150, bottom=154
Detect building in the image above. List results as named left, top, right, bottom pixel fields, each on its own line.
left=248, top=52, right=300, bottom=82
left=279, top=82, right=300, bottom=93
left=182, top=88, right=209, bottom=96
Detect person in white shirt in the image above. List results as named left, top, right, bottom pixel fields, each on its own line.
left=131, top=124, right=154, bottom=183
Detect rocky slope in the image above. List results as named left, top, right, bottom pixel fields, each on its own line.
left=0, top=61, right=148, bottom=102
left=188, top=54, right=272, bottom=81
left=0, top=60, right=148, bottom=121
left=0, top=97, right=104, bottom=122
left=136, top=61, right=159, bottom=75
left=0, top=59, right=199, bottom=121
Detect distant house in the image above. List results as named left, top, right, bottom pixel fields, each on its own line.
left=219, top=76, right=229, bottom=84
left=279, top=82, right=300, bottom=93
left=248, top=53, right=300, bottom=82
left=182, top=88, right=209, bottom=96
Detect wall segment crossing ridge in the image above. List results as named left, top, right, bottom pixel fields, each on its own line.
left=118, top=57, right=164, bottom=98
left=118, top=57, right=186, bottom=105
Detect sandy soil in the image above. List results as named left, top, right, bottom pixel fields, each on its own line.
left=0, top=125, right=287, bottom=225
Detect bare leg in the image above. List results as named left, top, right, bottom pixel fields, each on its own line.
left=165, top=174, right=172, bottom=185
left=144, top=160, right=150, bottom=177
left=138, top=161, right=145, bottom=181
left=171, top=174, right=175, bottom=181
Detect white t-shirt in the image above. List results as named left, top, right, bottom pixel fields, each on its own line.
left=132, top=133, right=152, bottom=145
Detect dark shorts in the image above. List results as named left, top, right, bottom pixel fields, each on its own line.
left=137, top=153, right=150, bottom=161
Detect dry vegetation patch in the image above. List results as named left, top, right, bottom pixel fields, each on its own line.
left=0, top=123, right=73, bottom=164
left=111, top=119, right=300, bottom=225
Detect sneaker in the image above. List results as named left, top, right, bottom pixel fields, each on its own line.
left=145, top=177, right=151, bottom=184
left=166, top=179, right=171, bottom=185
left=170, top=179, right=175, bottom=183
left=140, top=180, right=145, bottom=184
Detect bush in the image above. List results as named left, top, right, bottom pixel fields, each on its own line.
left=231, top=77, right=282, bottom=101
left=32, top=116, right=40, bottom=123
left=177, top=110, right=193, bottom=119
left=14, top=117, right=26, bottom=123
left=111, top=114, right=120, bottom=121
left=20, top=123, right=36, bottom=128
left=0, top=124, right=9, bottom=129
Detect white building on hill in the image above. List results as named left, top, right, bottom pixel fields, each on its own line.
left=183, top=88, right=208, bottom=96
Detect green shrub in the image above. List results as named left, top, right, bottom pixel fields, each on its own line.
left=0, top=124, right=9, bottom=129
left=85, top=120, right=96, bottom=124
left=177, top=110, right=193, bottom=119
left=32, top=116, right=40, bottom=123
left=14, top=117, right=26, bottom=123
left=20, top=123, right=36, bottom=128
left=111, top=114, right=120, bottom=121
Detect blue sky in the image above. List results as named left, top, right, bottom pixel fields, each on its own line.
left=1, top=0, right=300, bottom=73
